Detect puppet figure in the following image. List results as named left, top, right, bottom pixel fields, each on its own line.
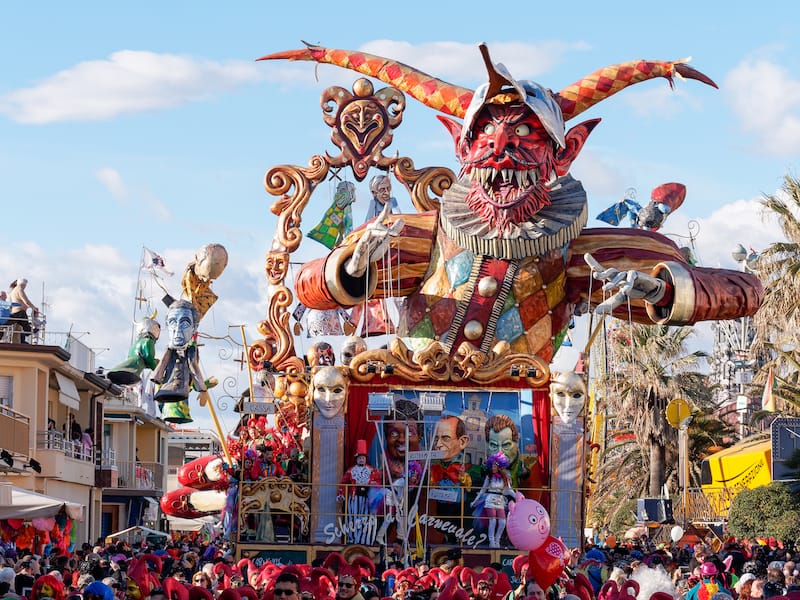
left=337, top=439, right=381, bottom=545
left=107, top=310, right=161, bottom=385
left=151, top=299, right=205, bottom=402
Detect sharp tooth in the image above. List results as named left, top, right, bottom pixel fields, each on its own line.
left=466, top=168, right=475, bottom=182
left=515, top=170, right=525, bottom=187
left=489, top=168, right=497, bottom=183
left=500, top=169, right=508, bottom=183
left=481, top=168, right=490, bottom=186
left=529, top=169, right=538, bottom=186
left=544, top=170, right=558, bottom=187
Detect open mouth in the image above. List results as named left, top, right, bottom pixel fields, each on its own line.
left=465, top=166, right=556, bottom=208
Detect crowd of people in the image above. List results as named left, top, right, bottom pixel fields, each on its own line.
left=1, top=534, right=798, bottom=600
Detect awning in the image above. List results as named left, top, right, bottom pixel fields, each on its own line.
left=54, top=372, right=80, bottom=410
left=0, top=485, right=83, bottom=521
left=167, top=515, right=217, bottom=532
left=104, top=413, right=133, bottom=422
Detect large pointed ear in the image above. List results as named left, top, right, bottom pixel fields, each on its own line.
left=437, top=114, right=462, bottom=144
left=437, top=115, right=469, bottom=162
left=554, top=118, right=601, bottom=176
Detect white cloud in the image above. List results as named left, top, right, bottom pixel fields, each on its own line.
left=571, top=148, right=628, bottom=197
left=0, top=51, right=265, bottom=124
left=724, top=57, right=800, bottom=155
left=661, top=195, right=781, bottom=269
left=142, top=192, right=172, bottom=223
left=96, top=167, right=128, bottom=201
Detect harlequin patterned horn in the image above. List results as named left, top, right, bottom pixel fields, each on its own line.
left=257, top=41, right=474, bottom=118
left=556, top=58, right=718, bottom=121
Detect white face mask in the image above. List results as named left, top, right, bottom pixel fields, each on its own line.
left=550, top=371, right=586, bottom=424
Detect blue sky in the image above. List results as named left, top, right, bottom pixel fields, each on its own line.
left=1, top=2, right=798, bottom=433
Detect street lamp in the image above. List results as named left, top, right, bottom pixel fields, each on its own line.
left=731, top=244, right=758, bottom=436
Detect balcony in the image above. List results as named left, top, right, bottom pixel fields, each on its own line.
left=0, top=405, right=30, bottom=457
left=107, top=461, right=163, bottom=492
left=34, top=430, right=95, bottom=485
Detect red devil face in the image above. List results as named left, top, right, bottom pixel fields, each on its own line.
left=460, top=103, right=558, bottom=232
left=440, top=102, right=598, bottom=235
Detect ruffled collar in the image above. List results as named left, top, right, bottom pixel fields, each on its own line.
left=439, top=174, right=588, bottom=259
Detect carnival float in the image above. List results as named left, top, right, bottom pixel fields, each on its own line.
left=145, top=41, right=763, bottom=570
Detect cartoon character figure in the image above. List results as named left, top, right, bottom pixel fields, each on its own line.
left=151, top=299, right=205, bottom=402
left=337, top=439, right=381, bottom=544
left=309, top=180, right=357, bottom=249
left=429, top=415, right=472, bottom=537
left=107, top=310, right=161, bottom=385
left=471, top=452, right=515, bottom=548
left=505, top=492, right=550, bottom=551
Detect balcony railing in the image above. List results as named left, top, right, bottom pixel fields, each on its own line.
left=112, top=461, right=163, bottom=491
left=100, top=448, right=117, bottom=468
left=36, top=431, right=94, bottom=462
left=0, top=405, right=30, bottom=456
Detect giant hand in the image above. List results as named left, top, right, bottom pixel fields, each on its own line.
left=345, top=202, right=404, bottom=278
left=584, top=253, right=667, bottom=314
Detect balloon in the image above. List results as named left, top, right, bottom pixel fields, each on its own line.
left=605, top=535, right=617, bottom=548
left=31, top=517, right=55, bottom=532
left=506, top=492, right=551, bottom=551
left=527, top=535, right=568, bottom=588
left=671, top=525, right=684, bottom=543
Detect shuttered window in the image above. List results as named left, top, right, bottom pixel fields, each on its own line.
left=0, top=375, right=12, bottom=408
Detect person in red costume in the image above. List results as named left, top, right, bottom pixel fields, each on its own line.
left=272, top=44, right=762, bottom=365
left=337, top=439, right=381, bottom=545
left=31, top=575, right=64, bottom=600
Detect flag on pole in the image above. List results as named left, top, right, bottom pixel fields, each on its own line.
left=142, top=246, right=174, bottom=276
left=762, top=367, right=776, bottom=412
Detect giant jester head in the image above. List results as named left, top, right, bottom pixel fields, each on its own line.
left=259, top=42, right=716, bottom=234
left=437, top=46, right=597, bottom=232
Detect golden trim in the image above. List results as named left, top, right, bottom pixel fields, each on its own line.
left=646, top=261, right=696, bottom=324
left=325, top=246, right=378, bottom=307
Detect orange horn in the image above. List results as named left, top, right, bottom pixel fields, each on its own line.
left=556, top=58, right=718, bottom=121
left=257, top=41, right=473, bottom=118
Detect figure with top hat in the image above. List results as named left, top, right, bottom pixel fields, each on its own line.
left=337, top=439, right=381, bottom=545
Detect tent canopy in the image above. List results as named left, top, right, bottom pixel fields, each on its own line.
left=0, top=486, right=83, bottom=521
left=106, top=526, right=169, bottom=540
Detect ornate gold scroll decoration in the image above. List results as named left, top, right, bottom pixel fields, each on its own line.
left=350, top=338, right=550, bottom=386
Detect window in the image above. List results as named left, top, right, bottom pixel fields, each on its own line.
left=0, top=375, right=12, bottom=410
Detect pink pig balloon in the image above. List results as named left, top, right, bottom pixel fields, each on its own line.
left=506, top=492, right=551, bottom=550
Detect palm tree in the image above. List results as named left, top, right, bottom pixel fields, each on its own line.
left=752, top=174, right=800, bottom=411
left=595, top=321, right=708, bottom=496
